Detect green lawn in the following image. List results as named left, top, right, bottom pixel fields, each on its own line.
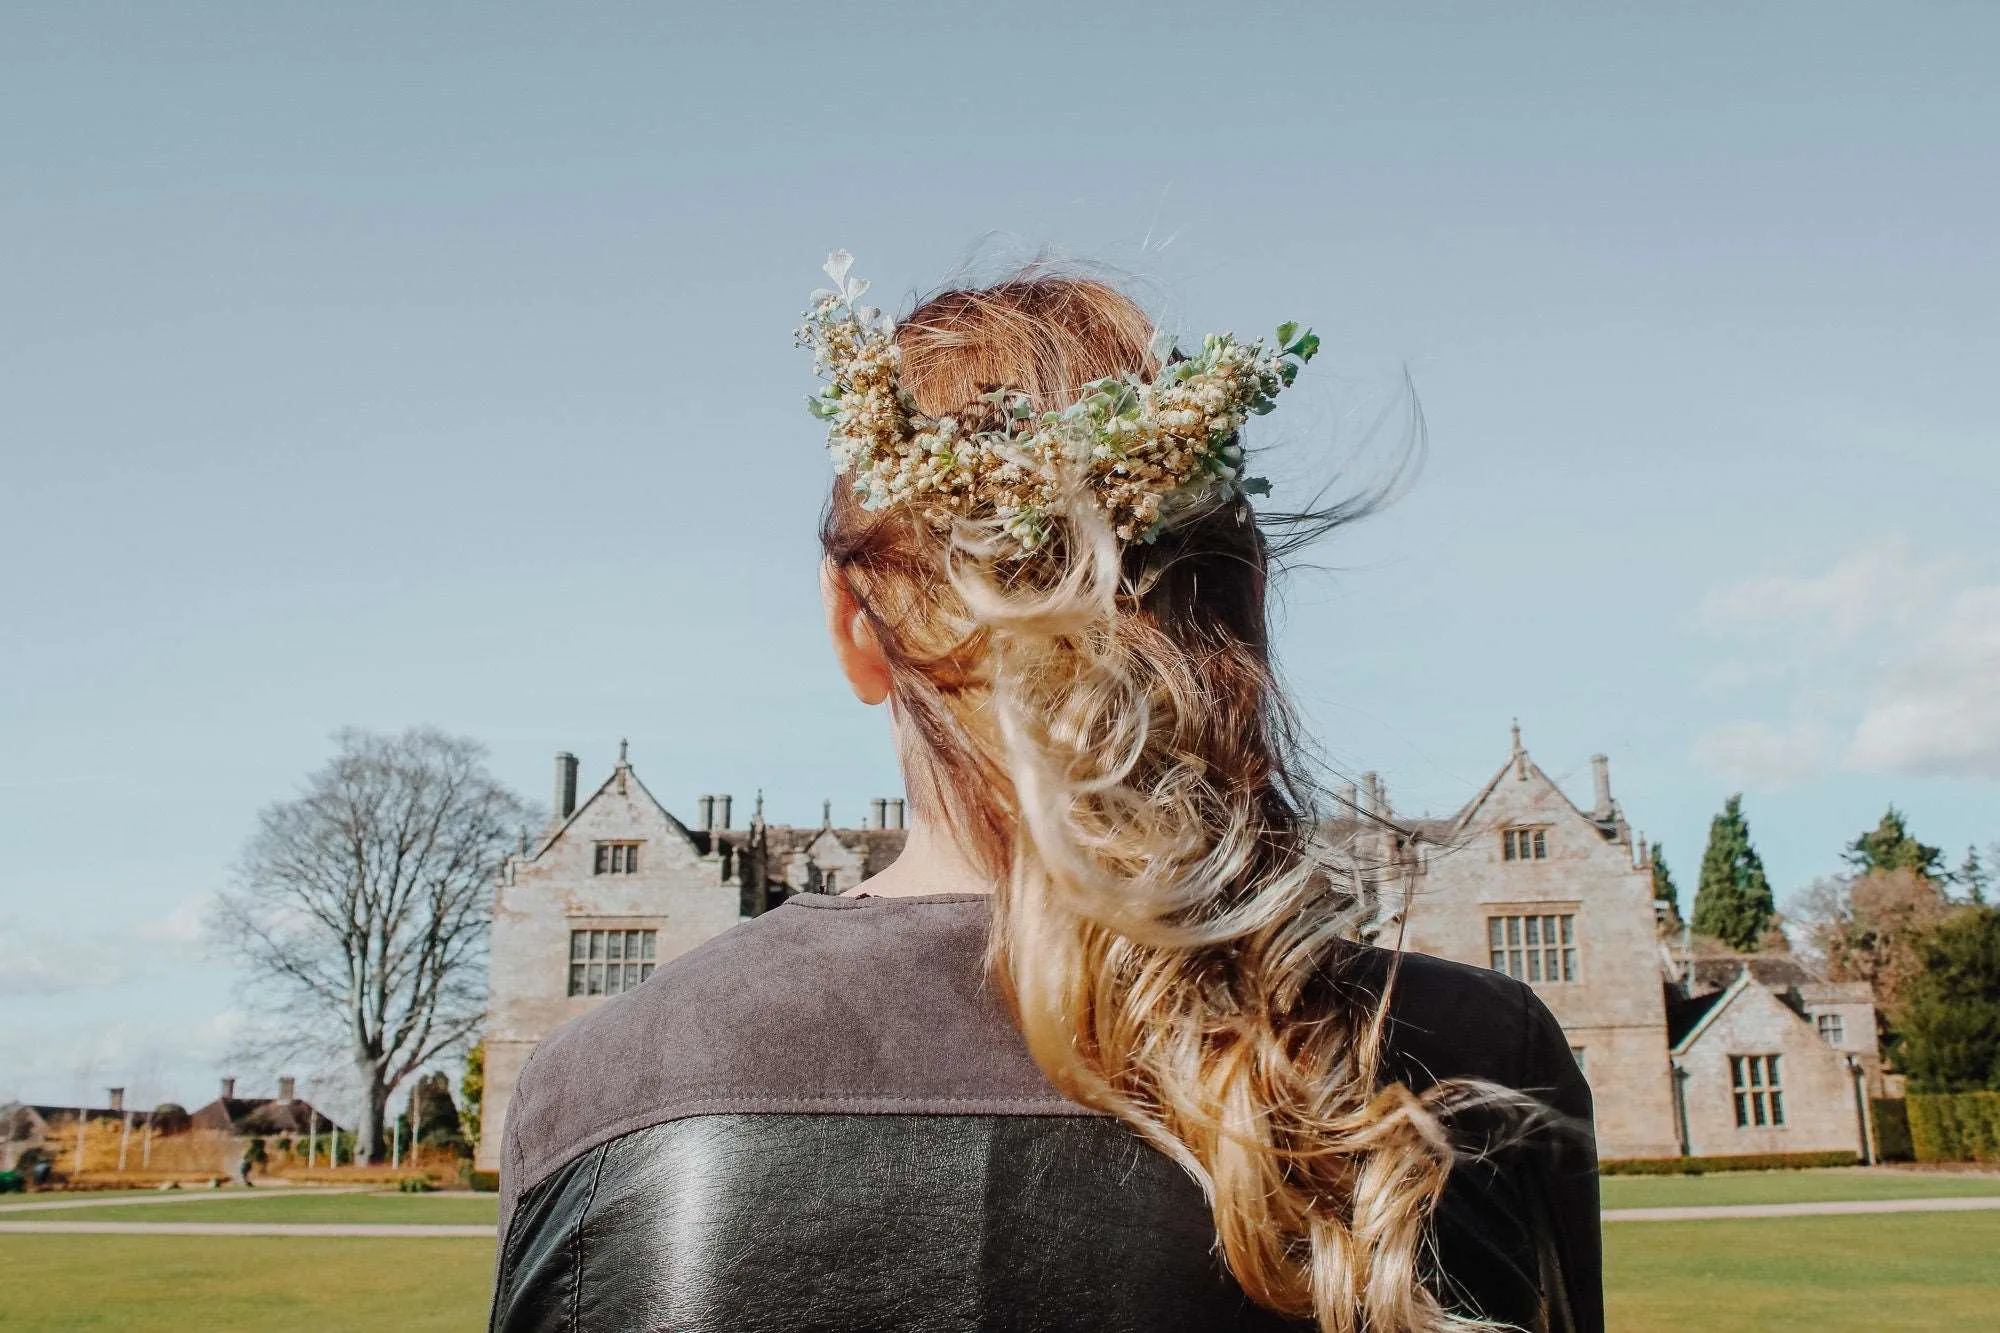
left=12, top=1192, right=500, bottom=1225
left=1602, top=1167, right=2000, bottom=1210
left=4, top=1182, right=1998, bottom=1331
left=1605, top=1212, right=2000, bottom=1332
left=0, top=1185, right=376, bottom=1206
left=0, top=1236, right=494, bottom=1332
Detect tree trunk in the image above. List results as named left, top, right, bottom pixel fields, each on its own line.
left=357, top=1058, right=390, bottom=1164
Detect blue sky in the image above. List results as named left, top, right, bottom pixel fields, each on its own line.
left=3, top=3, right=1995, bottom=1109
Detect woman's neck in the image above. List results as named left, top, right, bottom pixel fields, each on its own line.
left=845, top=813, right=995, bottom=898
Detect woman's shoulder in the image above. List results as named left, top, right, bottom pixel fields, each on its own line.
left=1338, top=942, right=1584, bottom=1109
left=501, top=896, right=1078, bottom=1198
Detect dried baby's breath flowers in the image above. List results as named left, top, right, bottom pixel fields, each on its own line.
left=797, top=251, right=1319, bottom=552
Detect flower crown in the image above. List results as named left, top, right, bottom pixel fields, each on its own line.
left=797, top=251, right=1319, bottom=552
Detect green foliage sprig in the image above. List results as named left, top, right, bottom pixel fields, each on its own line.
left=798, top=251, right=1318, bottom=552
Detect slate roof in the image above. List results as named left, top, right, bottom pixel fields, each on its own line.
left=1687, top=953, right=1824, bottom=993
left=1665, top=986, right=1731, bottom=1047
left=707, top=823, right=911, bottom=885
left=188, top=1096, right=336, bottom=1136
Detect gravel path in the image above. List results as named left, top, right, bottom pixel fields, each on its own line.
left=0, top=1220, right=496, bottom=1237
left=0, top=1187, right=372, bottom=1215
left=4, top=1194, right=1997, bottom=1237
left=1603, top=1196, right=2000, bottom=1222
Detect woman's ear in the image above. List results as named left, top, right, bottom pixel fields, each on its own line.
left=821, top=560, right=892, bottom=706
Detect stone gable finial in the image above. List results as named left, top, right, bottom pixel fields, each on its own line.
left=821, top=798, right=832, bottom=828
left=617, top=738, right=630, bottom=767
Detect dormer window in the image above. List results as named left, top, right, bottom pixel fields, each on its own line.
left=594, top=841, right=641, bottom=874
left=1502, top=827, right=1547, bottom=861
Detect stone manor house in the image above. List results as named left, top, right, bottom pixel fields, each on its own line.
left=477, top=731, right=1881, bottom=1171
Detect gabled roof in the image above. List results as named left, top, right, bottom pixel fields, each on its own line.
left=1669, top=969, right=1754, bottom=1055
left=529, top=757, right=697, bottom=861
left=714, top=824, right=910, bottom=882
left=1313, top=729, right=1599, bottom=854
left=189, top=1097, right=339, bottom=1136
left=1669, top=966, right=1832, bottom=1057
left=1665, top=984, right=1731, bottom=1048
left=4, top=1102, right=126, bottom=1126
left=1445, top=730, right=1614, bottom=841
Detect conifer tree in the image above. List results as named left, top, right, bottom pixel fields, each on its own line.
left=1954, top=845, right=1991, bottom=907
left=1651, top=844, right=1681, bottom=922
left=1844, top=806, right=1942, bottom=879
left=1692, top=794, right=1776, bottom=951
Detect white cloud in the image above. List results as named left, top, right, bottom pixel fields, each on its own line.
left=1849, top=585, right=2000, bottom=778
left=0, top=1007, right=252, bottom=1109
left=1697, top=540, right=2000, bottom=784
left=0, top=898, right=210, bottom=997
left=0, top=924, right=93, bottom=996
left=1701, top=540, right=1966, bottom=645
left=1691, top=721, right=1836, bottom=790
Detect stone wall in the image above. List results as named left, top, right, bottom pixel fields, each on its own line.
left=1677, top=981, right=1868, bottom=1158
left=477, top=763, right=739, bottom=1171
left=1396, top=751, right=1680, bottom=1159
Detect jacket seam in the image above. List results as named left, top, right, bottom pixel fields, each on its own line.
left=516, top=1099, right=1106, bottom=1200
left=782, top=893, right=993, bottom=910
left=567, top=1146, right=608, bottom=1333
left=1517, top=980, right=1537, bottom=1093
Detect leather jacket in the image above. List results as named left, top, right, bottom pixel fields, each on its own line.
left=490, top=893, right=1601, bottom=1332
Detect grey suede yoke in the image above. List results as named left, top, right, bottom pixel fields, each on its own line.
left=501, top=894, right=1089, bottom=1207
left=499, top=892, right=1587, bottom=1224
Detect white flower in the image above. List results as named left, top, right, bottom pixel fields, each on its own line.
left=800, top=252, right=1315, bottom=555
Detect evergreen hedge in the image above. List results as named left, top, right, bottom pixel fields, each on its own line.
left=1871, top=1097, right=1914, bottom=1162
left=1599, top=1150, right=1857, bottom=1176
left=1907, top=1092, right=2000, bottom=1163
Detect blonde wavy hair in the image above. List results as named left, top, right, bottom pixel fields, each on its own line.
left=822, top=271, right=1504, bottom=1332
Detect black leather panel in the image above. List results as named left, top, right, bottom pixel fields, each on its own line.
left=491, top=1112, right=1563, bottom=1333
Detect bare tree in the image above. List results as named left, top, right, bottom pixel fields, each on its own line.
left=1794, top=866, right=1952, bottom=1041
left=211, top=727, right=530, bottom=1162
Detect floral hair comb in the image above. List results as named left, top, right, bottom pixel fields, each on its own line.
left=798, top=251, right=1318, bottom=551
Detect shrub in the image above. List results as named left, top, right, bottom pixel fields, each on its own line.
left=1907, top=1091, right=2000, bottom=1163
left=0, top=1170, right=22, bottom=1194
left=149, top=1104, right=191, bottom=1136
left=464, top=1168, right=499, bottom=1193
left=1599, top=1151, right=1858, bottom=1176
left=1871, top=1098, right=1914, bottom=1162
left=1899, top=906, right=2000, bottom=1093
left=396, top=1176, right=436, bottom=1194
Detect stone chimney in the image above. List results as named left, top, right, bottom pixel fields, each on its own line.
left=1337, top=781, right=1360, bottom=816
left=715, top=794, right=733, bottom=830
left=553, top=752, right=579, bottom=821
left=278, top=1076, right=296, bottom=1103
left=107, top=1087, right=124, bottom=1114
left=1590, top=754, right=1614, bottom=820
left=220, top=1076, right=236, bottom=1101
left=1362, top=772, right=1387, bottom=819
left=869, top=797, right=888, bottom=829
left=698, top=795, right=715, bottom=831
left=889, top=798, right=906, bottom=829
